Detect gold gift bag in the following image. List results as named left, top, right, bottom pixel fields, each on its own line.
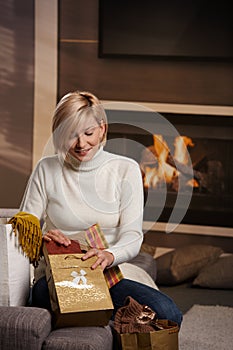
left=116, top=320, right=179, bottom=350
left=43, top=250, right=114, bottom=328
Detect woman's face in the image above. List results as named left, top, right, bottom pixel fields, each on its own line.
left=68, top=116, right=105, bottom=162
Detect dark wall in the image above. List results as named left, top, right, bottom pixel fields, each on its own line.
left=0, top=0, right=34, bottom=208
left=58, top=0, right=233, bottom=106
left=1, top=0, right=231, bottom=210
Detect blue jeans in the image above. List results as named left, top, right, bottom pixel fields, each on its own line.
left=31, top=277, right=182, bottom=327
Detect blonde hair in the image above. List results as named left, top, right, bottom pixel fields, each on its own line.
left=52, top=91, right=108, bottom=158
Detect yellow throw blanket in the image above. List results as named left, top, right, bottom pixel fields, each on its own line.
left=8, top=211, right=43, bottom=266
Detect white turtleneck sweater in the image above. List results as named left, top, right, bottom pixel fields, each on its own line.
left=20, top=147, right=144, bottom=266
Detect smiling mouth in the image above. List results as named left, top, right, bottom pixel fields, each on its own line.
left=74, top=148, right=91, bottom=154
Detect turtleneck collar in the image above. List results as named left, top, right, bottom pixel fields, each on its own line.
left=64, top=146, right=105, bottom=171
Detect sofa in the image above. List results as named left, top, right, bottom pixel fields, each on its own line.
left=2, top=209, right=232, bottom=349
left=0, top=260, right=157, bottom=350
left=0, top=305, right=114, bottom=350
left=0, top=208, right=158, bottom=350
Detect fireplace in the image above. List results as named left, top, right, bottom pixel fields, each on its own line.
left=104, top=106, right=233, bottom=231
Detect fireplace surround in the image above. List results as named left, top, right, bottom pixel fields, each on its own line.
left=104, top=103, right=233, bottom=236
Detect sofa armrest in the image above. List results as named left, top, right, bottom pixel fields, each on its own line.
left=0, top=306, right=52, bottom=350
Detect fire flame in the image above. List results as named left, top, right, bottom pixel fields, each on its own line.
left=141, top=134, right=198, bottom=190
left=174, top=136, right=194, bottom=165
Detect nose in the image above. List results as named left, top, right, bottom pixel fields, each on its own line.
left=76, top=133, right=86, bottom=148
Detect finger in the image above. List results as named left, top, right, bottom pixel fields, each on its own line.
left=82, top=248, right=99, bottom=260
left=48, top=230, right=64, bottom=241
left=91, top=256, right=107, bottom=270
left=81, top=249, right=105, bottom=270
left=100, top=259, right=109, bottom=270
left=92, top=250, right=109, bottom=270
left=45, top=230, right=71, bottom=246
left=43, top=235, right=52, bottom=242
left=91, top=257, right=103, bottom=270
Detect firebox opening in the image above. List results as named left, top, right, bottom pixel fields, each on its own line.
left=106, top=112, right=233, bottom=228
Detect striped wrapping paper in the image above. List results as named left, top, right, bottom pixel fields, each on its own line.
left=85, top=224, right=124, bottom=288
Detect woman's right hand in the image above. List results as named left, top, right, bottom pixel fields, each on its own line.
left=43, top=229, right=71, bottom=246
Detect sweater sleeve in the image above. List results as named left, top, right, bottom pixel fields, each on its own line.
left=19, top=160, right=48, bottom=221
left=106, top=160, right=144, bottom=266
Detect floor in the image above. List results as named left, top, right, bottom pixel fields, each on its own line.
left=160, top=282, right=233, bottom=314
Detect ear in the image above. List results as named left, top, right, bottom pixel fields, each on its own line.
left=99, top=120, right=106, bottom=139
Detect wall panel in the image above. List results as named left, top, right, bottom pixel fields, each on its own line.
left=58, top=0, right=233, bottom=106
left=0, top=0, right=34, bottom=208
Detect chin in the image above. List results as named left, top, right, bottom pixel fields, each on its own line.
left=74, top=150, right=95, bottom=162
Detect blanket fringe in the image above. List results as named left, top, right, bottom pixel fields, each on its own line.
left=8, top=211, right=43, bottom=266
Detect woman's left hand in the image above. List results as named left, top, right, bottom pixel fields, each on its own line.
left=82, top=249, right=114, bottom=270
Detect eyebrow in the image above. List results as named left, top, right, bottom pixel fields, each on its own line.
left=85, top=125, right=96, bottom=131
left=84, top=125, right=98, bottom=133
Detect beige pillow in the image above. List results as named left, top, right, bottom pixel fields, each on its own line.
left=0, top=218, right=30, bottom=306
left=193, top=255, right=233, bottom=289
left=156, top=245, right=223, bottom=285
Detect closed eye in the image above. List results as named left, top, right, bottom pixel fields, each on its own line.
left=84, top=127, right=96, bottom=136
left=69, top=125, right=97, bottom=140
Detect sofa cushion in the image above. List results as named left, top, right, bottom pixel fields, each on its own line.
left=192, top=254, right=233, bottom=289
left=0, top=306, right=52, bottom=350
left=156, top=244, right=223, bottom=285
left=43, top=325, right=113, bottom=350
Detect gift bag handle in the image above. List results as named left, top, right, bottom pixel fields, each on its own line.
left=64, top=254, right=82, bottom=260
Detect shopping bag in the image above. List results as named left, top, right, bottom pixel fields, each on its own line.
left=115, top=320, right=179, bottom=350
left=43, top=240, right=114, bottom=328
left=113, top=296, right=179, bottom=350
left=0, top=218, right=30, bottom=306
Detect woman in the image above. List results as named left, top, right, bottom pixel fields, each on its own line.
left=20, top=91, right=182, bottom=326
